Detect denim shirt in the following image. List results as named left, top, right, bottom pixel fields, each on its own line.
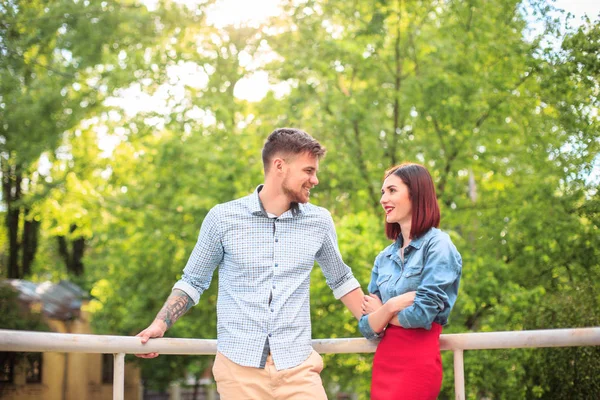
left=358, top=227, right=462, bottom=340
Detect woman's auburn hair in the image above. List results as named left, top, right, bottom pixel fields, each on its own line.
left=384, top=163, right=441, bottom=241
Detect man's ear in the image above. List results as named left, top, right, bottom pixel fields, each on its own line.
left=273, top=157, right=285, bottom=173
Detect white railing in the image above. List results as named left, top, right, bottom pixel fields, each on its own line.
left=1, top=327, right=599, bottom=400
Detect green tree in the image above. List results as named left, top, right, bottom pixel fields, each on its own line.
left=83, top=16, right=271, bottom=387
left=0, top=0, right=192, bottom=279
left=6, top=0, right=599, bottom=398
left=263, top=0, right=599, bottom=397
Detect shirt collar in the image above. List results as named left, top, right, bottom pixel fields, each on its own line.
left=384, top=227, right=436, bottom=258
left=407, top=228, right=436, bottom=250
left=250, top=185, right=304, bottom=218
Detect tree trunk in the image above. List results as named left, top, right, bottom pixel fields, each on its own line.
left=58, top=235, right=69, bottom=267
left=21, top=213, right=40, bottom=277
left=2, top=164, right=22, bottom=279
left=57, top=225, right=86, bottom=276
left=71, top=236, right=85, bottom=276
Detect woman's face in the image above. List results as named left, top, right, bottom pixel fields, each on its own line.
left=380, top=174, right=412, bottom=225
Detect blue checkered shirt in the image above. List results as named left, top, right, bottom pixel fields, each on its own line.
left=173, top=185, right=360, bottom=370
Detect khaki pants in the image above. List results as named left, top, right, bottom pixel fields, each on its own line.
left=212, top=351, right=328, bottom=399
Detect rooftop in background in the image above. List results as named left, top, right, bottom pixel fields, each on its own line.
left=5, top=279, right=89, bottom=321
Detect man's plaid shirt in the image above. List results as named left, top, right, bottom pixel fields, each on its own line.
left=174, top=185, right=360, bottom=370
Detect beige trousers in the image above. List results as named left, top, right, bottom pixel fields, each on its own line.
left=212, top=350, right=328, bottom=399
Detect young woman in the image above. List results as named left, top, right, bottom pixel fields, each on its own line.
left=358, top=163, right=462, bottom=400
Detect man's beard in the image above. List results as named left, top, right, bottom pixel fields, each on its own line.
left=282, top=178, right=310, bottom=204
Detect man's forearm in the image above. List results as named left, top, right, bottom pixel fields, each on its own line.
left=340, top=287, right=365, bottom=320
left=155, top=289, right=194, bottom=330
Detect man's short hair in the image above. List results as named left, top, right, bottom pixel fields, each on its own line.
left=262, top=128, right=326, bottom=172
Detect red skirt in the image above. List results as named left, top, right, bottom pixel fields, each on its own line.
left=371, top=323, right=443, bottom=400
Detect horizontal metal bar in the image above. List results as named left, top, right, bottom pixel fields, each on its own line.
left=0, top=330, right=217, bottom=354
left=438, top=327, right=600, bottom=350
left=315, top=327, right=600, bottom=353
left=0, top=327, right=599, bottom=355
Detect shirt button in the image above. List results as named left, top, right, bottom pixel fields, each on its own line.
left=275, top=238, right=279, bottom=242
left=275, top=263, right=278, bottom=267
left=268, top=333, right=273, bottom=337
left=270, top=308, right=274, bottom=312
left=272, top=285, right=276, bottom=289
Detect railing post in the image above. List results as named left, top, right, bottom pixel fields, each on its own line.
left=113, top=353, right=126, bottom=400
left=454, top=349, right=465, bottom=400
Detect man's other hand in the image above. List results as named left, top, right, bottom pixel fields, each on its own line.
left=135, top=320, right=167, bottom=358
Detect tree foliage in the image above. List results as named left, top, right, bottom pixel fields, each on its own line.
left=0, top=0, right=193, bottom=279
left=1, top=0, right=599, bottom=398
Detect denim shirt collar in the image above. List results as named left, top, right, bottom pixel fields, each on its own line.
left=250, top=184, right=304, bottom=218
left=383, top=227, right=437, bottom=262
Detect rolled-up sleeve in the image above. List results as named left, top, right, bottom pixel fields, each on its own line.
left=315, top=211, right=360, bottom=299
left=358, top=256, right=385, bottom=340
left=366, top=255, right=384, bottom=300
left=397, top=237, right=461, bottom=330
left=358, top=314, right=383, bottom=341
left=173, top=206, right=224, bottom=304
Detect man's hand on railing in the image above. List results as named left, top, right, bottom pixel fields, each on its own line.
left=135, top=319, right=167, bottom=358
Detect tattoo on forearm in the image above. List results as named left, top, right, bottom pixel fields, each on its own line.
left=156, top=289, right=194, bottom=329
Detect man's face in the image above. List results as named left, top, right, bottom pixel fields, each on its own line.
left=281, top=152, right=320, bottom=203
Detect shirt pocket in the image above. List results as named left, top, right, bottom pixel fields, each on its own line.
left=375, top=274, right=393, bottom=297
left=403, top=264, right=424, bottom=278
left=397, top=262, right=425, bottom=293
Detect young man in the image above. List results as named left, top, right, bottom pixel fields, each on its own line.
left=136, top=128, right=364, bottom=399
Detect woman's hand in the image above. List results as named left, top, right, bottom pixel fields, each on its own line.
left=362, top=293, right=383, bottom=315
left=386, top=291, right=416, bottom=314
left=363, top=291, right=416, bottom=333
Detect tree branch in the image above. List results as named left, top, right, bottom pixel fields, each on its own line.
left=352, top=120, right=380, bottom=211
